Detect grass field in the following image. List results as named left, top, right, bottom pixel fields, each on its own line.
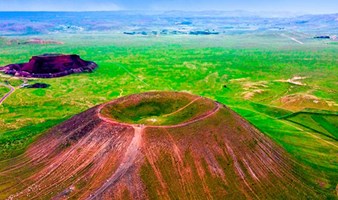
left=0, top=33, right=337, bottom=196
left=0, top=86, right=9, bottom=97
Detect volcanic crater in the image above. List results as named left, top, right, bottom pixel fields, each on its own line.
left=1, top=92, right=320, bottom=199
left=100, top=92, right=218, bottom=126
left=0, top=54, right=97, bottom=78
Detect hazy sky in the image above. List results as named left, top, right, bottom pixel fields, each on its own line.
left=0, top=0, right=337, bottom=14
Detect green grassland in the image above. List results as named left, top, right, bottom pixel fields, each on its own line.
left=284, top=112, right=338, bottom=139
left=0, top=86, right=9, bottom=97
left=0, top=33, right=337, bottom=195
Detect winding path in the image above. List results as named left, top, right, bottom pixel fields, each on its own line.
left=0, top=83, right=15, bottom=105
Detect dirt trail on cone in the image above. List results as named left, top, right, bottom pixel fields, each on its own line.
left=88, top=125, right=144, bottom=200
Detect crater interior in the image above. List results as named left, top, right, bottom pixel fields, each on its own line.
left=100, top=92, right=216, bottom=126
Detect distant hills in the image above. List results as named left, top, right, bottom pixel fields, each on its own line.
left=0, top=11, right=337, bottom=36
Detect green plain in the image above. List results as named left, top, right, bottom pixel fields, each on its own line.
left=0, top=33, right=337, bottom=195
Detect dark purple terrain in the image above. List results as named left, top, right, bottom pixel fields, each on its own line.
left=0, top=54, right=97, bottom=78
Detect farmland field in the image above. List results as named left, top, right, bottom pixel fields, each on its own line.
left=0, top=32, right=337, bottom=196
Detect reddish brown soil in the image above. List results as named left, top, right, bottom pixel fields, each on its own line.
left=0, top=54, right=97, bottom=78
left=0, top=92, right=321, bottom=199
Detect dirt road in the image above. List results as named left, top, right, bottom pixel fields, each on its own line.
left=280, top=33, right=304, bottom=44
left=0, top=83, right=15, bottom=105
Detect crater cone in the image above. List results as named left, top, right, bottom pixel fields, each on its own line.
left=100, top=92, right=218, bottom=126
left=0, top=54, right=97, bottom=78
left=1, top=92, right=320, bottom=199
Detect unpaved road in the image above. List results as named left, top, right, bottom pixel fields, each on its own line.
left=0, top=83, right=15, bottom=105
left=280, top=33, right=304, bottom=44
left=87, top=125, right=144, bottom=200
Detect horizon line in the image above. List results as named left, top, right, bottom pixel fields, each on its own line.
left=0, top=10, right=337, bottom=15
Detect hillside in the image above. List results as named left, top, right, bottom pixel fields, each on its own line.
left=0, top=92, right=322, bottom=199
